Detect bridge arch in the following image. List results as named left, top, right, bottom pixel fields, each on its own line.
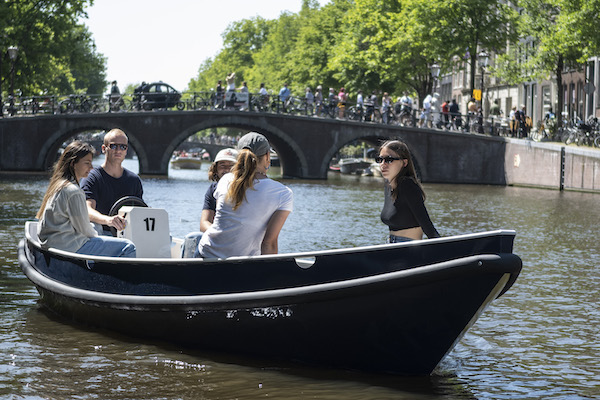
left=1, top=110, right=512, bottom=185
left=37, top=122, right=148, bottom=172
left=163, top=115, right=310, bottom=178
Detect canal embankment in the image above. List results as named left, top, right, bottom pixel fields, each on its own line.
left=504, top=139, right=600, bottom=193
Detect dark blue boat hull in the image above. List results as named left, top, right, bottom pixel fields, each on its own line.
left=19, top=225, right=521, bottom=375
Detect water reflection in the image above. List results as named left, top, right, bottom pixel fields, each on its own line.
left=1, top=168, right=599, bottom=399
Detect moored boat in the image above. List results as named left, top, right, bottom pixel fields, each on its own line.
left=18, top=219, right=521, bottom=375
left=170, top=155, right=202, bottom=169
left=338, top=158, right=373, bottom=174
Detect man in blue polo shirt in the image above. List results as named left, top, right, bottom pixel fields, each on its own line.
left=81, top=128, right=144, bottom=235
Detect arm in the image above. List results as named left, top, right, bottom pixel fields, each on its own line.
left=200, top=182, right=218, bottom=232
left=86, top=199, right=127, bottom=231
left=261, top=210, right=291, bottom=255
left=69, top=191, right=98, bottom=238
left=403, top=181, right=440, bottom=239
left=200, top=209, right=215, bottom=232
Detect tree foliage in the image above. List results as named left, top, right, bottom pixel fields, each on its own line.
left=0, top=0, right=106, bottom=96
left=105, top=0, right=598, bottom=108
left=493, top=0, right=600, bottom=123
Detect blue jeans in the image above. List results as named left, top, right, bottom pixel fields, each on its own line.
left=182, top=232, right=203, bottom=258
left=77, top=236, right=137, bottom=258
left=388, top=234, right=413, bottom=243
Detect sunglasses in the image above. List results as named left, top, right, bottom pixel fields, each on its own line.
left=107, top=143, right=128, bottom=151
left=375, top=156, right=402, bottom=164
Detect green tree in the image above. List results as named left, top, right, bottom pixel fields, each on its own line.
left=329, top=0, right=401, bottom=96
left=247, top=12, right=303, bottom=93
left=401, top=0, right=517, bottom=97
left=285, top=0, right=348, bottom=94
left=330, top=0, right=517, bottom=104
left=495, top=0, right=600, bottom=124
left=188, top=16, right=273, bottom=92
left=0, top=0, right=106, bottom=96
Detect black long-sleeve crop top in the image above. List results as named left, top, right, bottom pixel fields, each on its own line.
left=380, top=178, right=440, bottom=238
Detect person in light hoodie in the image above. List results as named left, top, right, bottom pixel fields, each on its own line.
left=36, top=140, right=136, bottom=257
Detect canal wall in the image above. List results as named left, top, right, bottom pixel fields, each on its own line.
left=504, top=139, right=600, bottom=193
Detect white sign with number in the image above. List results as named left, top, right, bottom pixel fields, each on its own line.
left=118, top=206, right=171, bottom=258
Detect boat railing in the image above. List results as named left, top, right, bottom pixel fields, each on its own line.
left=24, top=221, right=516, bottom=264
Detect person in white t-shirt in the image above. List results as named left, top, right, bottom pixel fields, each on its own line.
left=197, top=132, right=293, bottom=258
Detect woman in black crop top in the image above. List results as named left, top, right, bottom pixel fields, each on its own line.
left=377, top=140, right=440, bottom=242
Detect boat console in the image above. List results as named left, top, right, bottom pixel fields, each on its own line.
left=117, top=206, right=173, bottom=258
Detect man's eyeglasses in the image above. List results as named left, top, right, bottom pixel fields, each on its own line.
left=107, top=143, right=128, bottom=151
left=375, top=156, right=401, bottom=164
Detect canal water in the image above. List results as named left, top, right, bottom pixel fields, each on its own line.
left=1, top=159, right=598, bottom=399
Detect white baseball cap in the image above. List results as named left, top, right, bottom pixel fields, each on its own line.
left=214, top=148, right=238, bottom=163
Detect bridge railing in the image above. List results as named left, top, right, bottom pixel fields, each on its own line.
left=1, top=91, right=519, bottom=138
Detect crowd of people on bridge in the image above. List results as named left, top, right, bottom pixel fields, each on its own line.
left=210, top=74, right=516, bottom=135
left=35, top=126, right=440, bottom=260
left=203, top=73, right=545, bottom=139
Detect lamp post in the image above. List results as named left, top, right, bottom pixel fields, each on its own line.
left=0, top=48, right=3, bottom=117
left=430, top=61, right=441, bottom=94
left=430, top=61, right=441, bottom=128
left=7, top=46, right=18, bottom=116
left=478, top=50, right=489, bottom=106
left=477, top=51, right=489, bottom=133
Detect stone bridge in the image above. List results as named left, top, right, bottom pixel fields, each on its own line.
left=1, top=110, right=514, bottom=183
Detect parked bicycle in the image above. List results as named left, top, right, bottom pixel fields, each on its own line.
left=109, top=94, right=132, bottom=112
left=60, top=94, right=107, bottom=114
left=396, top=105, right=414, bottom=127
left=346, top=104, right=364, bottom=121
left=316, top=99, right=337, bottom=118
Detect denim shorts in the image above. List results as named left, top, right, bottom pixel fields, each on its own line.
left=388, top=234, right=413, bottom=244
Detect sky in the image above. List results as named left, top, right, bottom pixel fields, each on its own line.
left=83, top=0, right=329, bottom=93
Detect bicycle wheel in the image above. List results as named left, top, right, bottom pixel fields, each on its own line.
left=121, top=98, right=133, bottom=111
left=193, top=97, right=206, bottom=110
left=530, top=129, right=542, bottom=142
left=399, top=113, right=412, bottom=127
left=372, top=109, right=382, bottom=123
left=59, top=100, right=71, bottom=114
left=347, top=106, right=359, bottom=121
left=80, top=100, right=92, bottom=113
left=93, top=99, right=109, bottom=113
left=594, top=135, right=600, bottom=148
left=562, top=128, right=576, bottom=144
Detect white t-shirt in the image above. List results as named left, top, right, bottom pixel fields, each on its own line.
left=198, top=173, right=293, bottom=258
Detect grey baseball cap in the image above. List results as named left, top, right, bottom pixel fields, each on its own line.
left=237, top=132, right=270, bottom=157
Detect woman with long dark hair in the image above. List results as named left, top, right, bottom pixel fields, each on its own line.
left=197, top=132, right=293, bottom=258
left=36, top=140, right=136, bottom=257
left=377, top=140, right=440, bottom=243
